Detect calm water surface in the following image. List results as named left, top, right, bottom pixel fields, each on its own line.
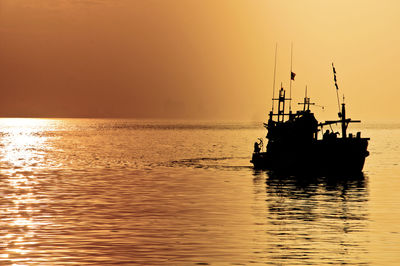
left=0, top=118, right=399, bottom=265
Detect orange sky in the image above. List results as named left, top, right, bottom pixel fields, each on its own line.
left=1, top=0, right=399, bottom=121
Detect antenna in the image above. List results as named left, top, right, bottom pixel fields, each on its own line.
left=305, top=85, right=307, bottom=98
left=272, top=43, right=278, bottom=113
left=304, top=85, right=308, bottom=111
left=332, top=63, right=341, bottom=115
left=289, top=43, right=293, bottom=112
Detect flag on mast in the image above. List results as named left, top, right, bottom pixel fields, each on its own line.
left=291, top=71, right=296, bottom=81
left=332, top=63, right=339, bottom=90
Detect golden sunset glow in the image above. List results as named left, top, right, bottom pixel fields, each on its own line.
left=1, top=1, right=399, bottom=121
left=1, top=1, right=400, bottom=265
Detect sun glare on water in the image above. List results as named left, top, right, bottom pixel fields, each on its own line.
left=0, top=118, right=55, bottom=171
left=0, top=118, right=57, bottom=263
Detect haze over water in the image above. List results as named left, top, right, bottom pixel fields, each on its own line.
left=0, top=118, right=398, bottom=265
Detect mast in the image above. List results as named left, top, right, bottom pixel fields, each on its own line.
left=305, top=85, right=307, bottom=110
left=298, top=85, right=315, bottom=111
left=289, top=43, right=293, bottom=112
left=332, top=63, right=341, bottom=116
left=268, top=46, right=293, bottom=123
left=270, top=84, right=291, bottom=123
left=277, top=84, right=286, bottom=122
left=323, top=64, right=361, bottom=138
left=341, top=101, right=347, bottom=138
left=304, top=85, right=309, bottom=111
left=271, top=44, right=278, bottom=113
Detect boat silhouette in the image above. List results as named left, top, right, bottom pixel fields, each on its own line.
left=251, top=64, right=369, bottom=174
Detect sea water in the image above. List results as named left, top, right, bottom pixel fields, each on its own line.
left=0, top=118, right=399, bottom=265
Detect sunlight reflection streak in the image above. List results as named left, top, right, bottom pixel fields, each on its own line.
left=0, top=118, right=55, bottom=263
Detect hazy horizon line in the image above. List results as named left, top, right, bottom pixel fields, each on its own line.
left=1, top=116, right=400, bottom=125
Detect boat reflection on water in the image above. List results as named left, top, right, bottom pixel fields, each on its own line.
left=252, top=170, right=370, bottom=265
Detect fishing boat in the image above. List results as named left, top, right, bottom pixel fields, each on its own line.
left=251, top=64, right=369, bottom=174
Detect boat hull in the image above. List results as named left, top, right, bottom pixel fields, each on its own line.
left=251, top=138, right=369, bottom=174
